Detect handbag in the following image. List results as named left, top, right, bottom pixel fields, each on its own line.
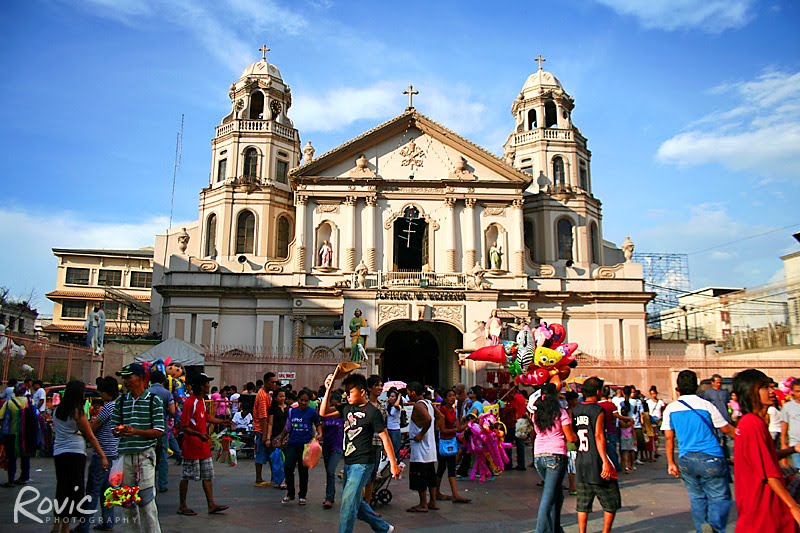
left=438, top=433, right=458, bottom=456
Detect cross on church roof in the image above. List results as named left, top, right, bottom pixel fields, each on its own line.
left=535, top=54, right=546, bottom=71
left=403, top=84, right=419, bottom=110
left=259, top=44, right=270, bottom=61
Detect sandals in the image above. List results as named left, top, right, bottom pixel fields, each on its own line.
left=323, top=501, right=333, bottom=509
left=208, top=505, right=229, bottom=514
left=177, top=509, right=198, bottom=516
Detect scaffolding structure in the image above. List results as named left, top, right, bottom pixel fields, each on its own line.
left=633, top=252, right=691, bottom=330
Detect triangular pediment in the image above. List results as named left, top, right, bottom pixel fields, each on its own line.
left=291, top=111, right=532, bottom=186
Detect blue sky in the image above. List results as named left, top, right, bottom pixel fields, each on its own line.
left=2, top=0, right=799, bottom=314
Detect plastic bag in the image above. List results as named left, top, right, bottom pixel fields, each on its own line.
left=229, top=449, right=237, bottom=467
left=270, top=448, right=285, bottom=485
left=302, top=439, right=322, bottom=469
left=108, top=457, right=124, bottom=487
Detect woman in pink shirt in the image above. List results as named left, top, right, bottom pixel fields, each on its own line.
left=530, top=383, right=578, bottom=533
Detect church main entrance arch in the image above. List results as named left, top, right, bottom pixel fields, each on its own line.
left=378, top=320, right=462, bottom=387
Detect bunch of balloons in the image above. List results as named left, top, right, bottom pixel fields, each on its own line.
left=103, top=485, right=141, bottom=508
left=466, top=322, right=579, bottom=390
left=458, top=412, right=512, bottom=482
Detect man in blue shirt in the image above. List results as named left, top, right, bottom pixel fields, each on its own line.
left=148, top=370, right=176, bottom=493
left=662, top=370, right=735, bottom=533
left=702, top=374, right=732, bottom=462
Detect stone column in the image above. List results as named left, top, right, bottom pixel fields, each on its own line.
left=294, top=194, right=308, bottom=272
left=463, top=198, right=477, bottom=270
left=344, top=196, right=357, bottom=271
left=444, top=197, right=457, bottom=272
left=512, top=199, right=525, bottom=276
left=364, top=195, right=377, bottom=271
left=292, top=315, right=306, bottom=355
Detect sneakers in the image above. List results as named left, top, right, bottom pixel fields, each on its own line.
left=634, top=459, right=644, bottom=465
left=281, top=496, right=294, bottom=504
left=299, top=498, right=307, bottom=506
left=387, top=526, right=395, bottom=533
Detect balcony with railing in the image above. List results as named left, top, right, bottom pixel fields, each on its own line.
left=215, top=119, right=297, bottom=141
left=514, top=128, right=573, bottom=145
left=350, top=270, right=468, bottom=289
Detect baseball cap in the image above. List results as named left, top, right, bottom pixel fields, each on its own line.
left=190, top=373, right=214, bottom=387
left=116, top=363, right=147, bottom=378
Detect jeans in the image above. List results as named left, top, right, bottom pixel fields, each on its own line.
left=678, top=452, right=731, bottom=533
left=534, top=454, right=567, bottom=533
left=515, top=437, right=526, bottom=468
left=339, top=463, right=391, bottom=533
left=606, top=432, right=620, bottom=471
left=78, top=454, right=117, bottom=531
left=323, top=448, right=343, bottom=503
left=284, top=443, right=309, bottom=499
left=3, top=434, right=30, bottom=483
left=168, top=430, right=182, bottom=461
left=388, top=429, right=402, bottom=456
left=156, top=434, right=169, bottom=492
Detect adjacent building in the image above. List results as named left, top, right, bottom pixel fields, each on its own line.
left=44, top=248, right=154, bottom=344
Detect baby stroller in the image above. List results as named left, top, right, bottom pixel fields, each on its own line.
left=369, top=443, right=410, bottom=508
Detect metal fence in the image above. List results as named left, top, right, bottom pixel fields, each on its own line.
left=2, top=333, right=97, bottom=384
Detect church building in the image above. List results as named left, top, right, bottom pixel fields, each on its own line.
left=150, top=49, right=651, bottom=387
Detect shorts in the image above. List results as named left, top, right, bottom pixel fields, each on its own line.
left=182, top=457, right=215, bottom=481
left=255, top=432, right=268, bottom=464
left=567, top=450, right=577, bottom=475
left=634, top=428, right=646, bottom=447
left=576, top=480, right=621, bottom=514
left=409, top=462, right=437, bottom=491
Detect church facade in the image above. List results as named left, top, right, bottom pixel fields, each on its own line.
left=151, top=52, right=652, bottom=387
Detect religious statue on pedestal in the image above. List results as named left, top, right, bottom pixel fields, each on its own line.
left=349, top=308, right=368, bottom=362
left=85, top=302, right=106, bottom=355
left=355, top=259, right=368, bottom=288
left=319, top=240, right=333, bottom=267
left=486, top=309, right=503, bottom=345
left=489, top=241, right=503, bottom=270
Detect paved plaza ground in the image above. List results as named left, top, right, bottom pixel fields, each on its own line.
left=0, top=453, right=735, bottom=532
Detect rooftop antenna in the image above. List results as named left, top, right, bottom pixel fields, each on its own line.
left=169, top=114, right=184, bottom=230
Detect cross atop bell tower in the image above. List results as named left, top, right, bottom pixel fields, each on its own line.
left=259, top=44, right=270, bottom=61
left=534, top=54, right=546, bottom=71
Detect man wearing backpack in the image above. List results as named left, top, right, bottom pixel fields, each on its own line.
left=112, top=363, right=165, bottom=532
left=661, top=370, right=735, bottom=533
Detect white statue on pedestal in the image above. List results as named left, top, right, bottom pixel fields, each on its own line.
left=85, top=303, right=106, bottom=355
left=319, top=240, right=333, bottom=267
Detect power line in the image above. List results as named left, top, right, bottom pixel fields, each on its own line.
left=688, top=223, right=800, bottom=255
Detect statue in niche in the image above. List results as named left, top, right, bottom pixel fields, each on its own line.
left=489, top=241, right=503, bottom=270
left=349, top=308, right=368, bottom=362
left=486, top=309, right=503, bottom=346
left=85, top=302, right=106, bottom=355
left=318, top=240, right=333, bottom=267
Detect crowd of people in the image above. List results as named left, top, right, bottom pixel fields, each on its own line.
left=1, top=366, right=800, bottom=532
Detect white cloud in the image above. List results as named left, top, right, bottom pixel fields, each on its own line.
left=292, top=81, right=489, bottom=137
left=593, top=0, right=755, bottom=32
left=0, top=207, right=172, bottom=314
left=657, top=70, right=800, bottom=180
left=74, top=0, right=308, bottom=73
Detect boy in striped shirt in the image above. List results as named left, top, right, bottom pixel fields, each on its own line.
left=112, top=363, right=165, bottom=533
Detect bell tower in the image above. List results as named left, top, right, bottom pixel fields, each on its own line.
left=198, top=45, right=301, bottom=261
left=506, top=56, right=606, bottom=270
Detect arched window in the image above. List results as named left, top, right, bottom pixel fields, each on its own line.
left=590, top=222, right=600, bottom=264
left=545, top=100, right=558, bottom=128
left=552, top=156, right=565, bottom=188
left=244, top=148, right=258, bottom=178
left=235, top=210, right=255, bottom=254
left=524, top=219, right=536, bottom=262
left=579, top=160, right=589, bottom=190
left=249, top=92, right=264, bottom=119
left=527, top=109, right=537, bottom=130
left=557, top=219, right=574, bottom=261
left=205, top=214, right=217, bottom=257
left=276, top=216, right=291, bottom=259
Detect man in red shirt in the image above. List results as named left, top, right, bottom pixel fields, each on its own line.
left=253, top=372, right=278, bottom=486
left=177, top=373, right=232, bottom=516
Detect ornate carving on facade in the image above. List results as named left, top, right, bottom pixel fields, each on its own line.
left=177, top=228, right=190, bottom=253
left=512, top=199, right=524, bottom=209
left=423, top=214, right=440, bottom=231
left=464, top=198, right=476, bottom=209
left=310, top=324, right=335, bottom=336
left=445, top=249, right=456, bottom=272
left=464, top=249, right=477, bottom=271
left=399, top=138, right=425, bottom=170
left=365, top=248, right=376, bottom=272
left=469, top=262, right=486, bottom=289
left=344, top=196, right=357, bottom=207
left=190, top=257, right=219, bottom=272
left=380, top=186, right=440, bottom=194
left=378, top=303, right=411, bottom=326
left=345, top=247, right=356, bottom=272
left=594, top=263, right=625, bottom=279
left=296, top=194, right=308, bottom=206
left=449, top=156, right=474, bottom=180
left=314, top=203, right=340, bottom=214
left=444, top=197, right=456, bottom=208
left=432, top=304, right=465, bottom=332
left=365, top=195, right=377, bottom=207
left=416, top=303, right=427, bottom=321
left=303, top=140, right=315, bottom=163
left=296, top=246, right=307, bottom=272
left=514, top=250, right=525, bottom=276
left=538, top=264, right=556, bottom=278
left=482, top=204, right=507, bottom=216
left=349, top=154, right=376, bottom=178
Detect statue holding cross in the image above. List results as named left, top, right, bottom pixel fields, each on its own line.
left=403, top=84, right=419, bottom=110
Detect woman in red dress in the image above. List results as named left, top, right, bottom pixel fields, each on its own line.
left=732, top=369, right=800, bottom=531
